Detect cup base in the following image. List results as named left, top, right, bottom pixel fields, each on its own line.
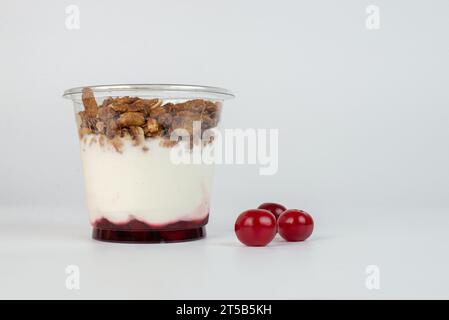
left=92, top=226, right=206, bottom=243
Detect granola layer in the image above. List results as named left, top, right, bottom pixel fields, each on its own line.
left=77, top=88, right=221, bottom=152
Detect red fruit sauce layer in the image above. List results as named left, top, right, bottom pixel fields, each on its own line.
left=92, top=215, right=208, bottom=243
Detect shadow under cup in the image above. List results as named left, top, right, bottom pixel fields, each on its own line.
left=63, top=84, right=234, bottom=243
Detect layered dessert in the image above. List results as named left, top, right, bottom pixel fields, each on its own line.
left=75, top=87, right=222, bottom=242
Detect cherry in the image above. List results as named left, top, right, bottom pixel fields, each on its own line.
left=278, top=209, right=314, bottom=242
left=235, top=209, right=277, bottom=246
left=258, top=202, right=287, bottom=219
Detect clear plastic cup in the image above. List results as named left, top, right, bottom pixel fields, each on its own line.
left=63, top=84, right=234, bottom=243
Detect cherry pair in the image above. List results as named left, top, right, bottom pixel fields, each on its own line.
left=234, top=203, right=314, bottom=247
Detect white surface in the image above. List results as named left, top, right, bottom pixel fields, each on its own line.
left=1, top=205, right=448, bottom=299
left=1, top=0, right=449, bottom=299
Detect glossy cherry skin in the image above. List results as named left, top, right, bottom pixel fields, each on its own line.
left=278, top=209, right=314, bottom=241
left=235, top=209, right=277, bottom=246
left=258, top=202, right=287, bottom=219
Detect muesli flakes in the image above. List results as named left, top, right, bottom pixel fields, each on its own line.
left=77, top=88, right=221, bottom=151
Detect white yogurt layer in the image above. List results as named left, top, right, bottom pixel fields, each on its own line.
left=80, top=135, right=215, bottom=225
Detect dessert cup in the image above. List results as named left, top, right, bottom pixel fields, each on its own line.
left=63, top=84, right=234, bottom=243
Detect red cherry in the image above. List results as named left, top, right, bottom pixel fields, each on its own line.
left=258, top=202, right=287, bottom=219
left=235, top=209, right=277, bottom=246
left=278, top=209, right=314, bottom=241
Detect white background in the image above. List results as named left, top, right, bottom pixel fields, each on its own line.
left=1, top=0, right=449, bottom=299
